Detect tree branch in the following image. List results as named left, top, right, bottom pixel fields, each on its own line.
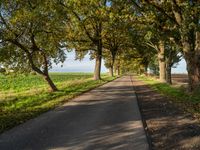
left=144, top=0, right=179, bottom=26
left=7, top=39, right=44, bottom=75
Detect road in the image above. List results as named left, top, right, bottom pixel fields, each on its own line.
left=0, top=76, right=149, bottom=150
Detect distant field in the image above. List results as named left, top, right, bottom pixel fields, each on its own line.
left=171, top=74, right=188, bottom=84
left=149, top=74, right=188, bottom=84
left=0, top=73, right=115, bottom=133
left=0, top=72, right=93, bottom=92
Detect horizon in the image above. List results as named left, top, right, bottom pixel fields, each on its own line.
left=50, top=51, right=187, bottom=74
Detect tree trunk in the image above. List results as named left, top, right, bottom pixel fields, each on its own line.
left=140, top=63, right=148, bottom=75
left=166, top=52, right=173, bottom=84
left=158, top=40, right=166, bottom=82
left=184, top=52, right=200, bottom=91
left=116, top=66, right=120, bottom=76
left=94, top=43, right=102, bottom=80
left=30, top=59, right=58, bottom=92
left=94, top=55, right=101, bottom=80
left=139, top=65, right=145, bottom=75
left=9, top=39, right=58, bottom=92
left=114, top=67, right=117, bottom=75
left=182, top=32, right=200, bottom=91
left=166, top=64, right=172, bottom=84
left=172, top=4, right=200, bottom=91
left=43, top=74, right=58, bottom=92
left=144, top=64, right=148, bottom=75
left=109, top=66, right=114, bottom=77
left=109, top=55, right=115, bottom=77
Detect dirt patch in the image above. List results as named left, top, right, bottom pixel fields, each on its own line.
left=132, top=76, right=200, bottom=150
left=172, top=74, right=188, bottom=84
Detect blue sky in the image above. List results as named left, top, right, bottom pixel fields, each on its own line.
left=50, top=51, right=107, bottom=73
left=51, top=51, right=187, bottom=73
left=172, top=58, right=187, bottom=73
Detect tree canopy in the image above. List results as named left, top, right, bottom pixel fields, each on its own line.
left=0, top=0, right=200, bottom=92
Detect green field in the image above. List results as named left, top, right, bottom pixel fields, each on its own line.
left=0, top=73, right=116, bottom=133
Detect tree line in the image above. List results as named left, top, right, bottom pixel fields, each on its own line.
left=0, top=0, right=199, bottom=92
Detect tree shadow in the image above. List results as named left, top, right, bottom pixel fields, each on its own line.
left=0, top=78, right=148, bottom=150
left=132, top=79, right=200, bottom=150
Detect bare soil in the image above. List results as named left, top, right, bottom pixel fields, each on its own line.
left=132, top=76, right=200, bottom=150
left=151, top=74, right=189, bottom=85
left=172, top=74, right=188, bottom=84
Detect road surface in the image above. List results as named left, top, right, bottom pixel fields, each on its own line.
left=0, top=76, right=149, bottom=150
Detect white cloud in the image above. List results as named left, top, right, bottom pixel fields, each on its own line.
left=50, top=52, right=108, bottom=73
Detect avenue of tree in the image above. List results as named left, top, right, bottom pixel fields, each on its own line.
left=0, top=0, right=199, bottom=92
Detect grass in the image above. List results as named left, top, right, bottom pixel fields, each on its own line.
left=0, top=73, right=116, bottom=133
left=0, top=73, right=93, bottom=92
left=137, top=75, right=200, bottom=117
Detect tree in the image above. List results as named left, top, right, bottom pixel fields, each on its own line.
left=61, top=0, right=108, bottom=80
left=148, top=56, right=159, bottom=76
left=0, top=0, right=66, bottom=91
left=165, top=42, right=182, bottom=84
left=142, top=1, right=200, bottom=91
left=103, top=1, right=132, bottom=76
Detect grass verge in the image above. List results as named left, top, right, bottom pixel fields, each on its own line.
left=0, top=74, right=116, bottom=133
left=137, top=75, right=200, bottom=118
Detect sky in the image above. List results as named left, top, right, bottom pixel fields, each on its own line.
left=50, top=51, right=107, bottom=73
left=172, top=58, right=187, bottom=74
left=50, top=51, right=187, bottom=74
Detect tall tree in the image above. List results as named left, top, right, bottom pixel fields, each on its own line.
left=165, top=41, right=182, bottom=84
left=0, top=0, right=66, bottom=91
left=142, top=1, right=200, bottom=91
left=103, top=1, right=132, bottom=76
left=61, top=0, right=108, bottom=80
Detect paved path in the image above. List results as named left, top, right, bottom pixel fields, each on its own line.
left=0, top=76, right=149, bottom=150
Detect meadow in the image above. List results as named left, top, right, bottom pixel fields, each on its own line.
left=0, top=73, right=115, bottom=133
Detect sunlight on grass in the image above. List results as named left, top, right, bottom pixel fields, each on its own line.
left=0, top=73, right=116, bottom=133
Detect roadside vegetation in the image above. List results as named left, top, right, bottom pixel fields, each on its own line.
left=138, top=75, right=200, bottom=118
left=0, top=73, right=116, bottom=133
left=0, top=0, right=200, bottom=139
left=0, top=1, right=200, bottom=92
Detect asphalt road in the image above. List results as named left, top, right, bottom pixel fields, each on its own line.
left=0, top=76, right=149, bottom=150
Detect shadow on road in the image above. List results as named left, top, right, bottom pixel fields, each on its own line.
left=0, top=76, right=148, bottom=150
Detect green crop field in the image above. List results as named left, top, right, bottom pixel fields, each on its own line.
left=0, top=72, right=93, bottom=92
left=0, top=73, right=116, bottom=133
